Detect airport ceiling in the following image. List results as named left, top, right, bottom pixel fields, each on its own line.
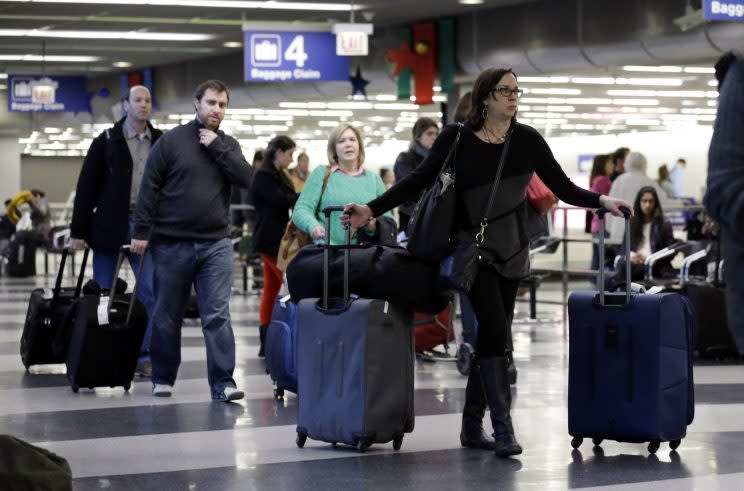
left=0, top=0, right=535, bottom=73
left=0, top=0, right=729, bottom=154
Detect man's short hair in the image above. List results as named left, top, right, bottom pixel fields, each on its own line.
left=193, top=79, right=230, bottom=103
left=677, top=158, right=687, bottom=165
left=297, top=152, right=309, bottom=161
left=612, top=147, right=630, bottom=164
left=123, top=85, right=151, bottom=103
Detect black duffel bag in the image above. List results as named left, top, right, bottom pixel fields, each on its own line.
left=286, top=244, right=448, bottom=314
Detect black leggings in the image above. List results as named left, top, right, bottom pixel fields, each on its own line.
left=466, top=266, right=520, bottom=358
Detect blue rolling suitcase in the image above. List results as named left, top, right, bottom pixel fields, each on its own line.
left=265, top=294, right=298, bottom=399
left=295, top=206, right=415, bottom=453
left=568, top=208, right=694, bottom=453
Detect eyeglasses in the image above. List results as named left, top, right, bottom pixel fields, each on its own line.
left=491, top=86, right=523, bottom=98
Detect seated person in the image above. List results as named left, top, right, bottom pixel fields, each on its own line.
left=610, top=186, right=676, bottom=288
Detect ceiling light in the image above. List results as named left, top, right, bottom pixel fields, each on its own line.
left=113, top=61, right=131, bottom=68
left=0, top=28, right=214, bottom=41
left=684, top=67, right=715, bottom=74
left=0, top=54, right=99, bottom=62
left=517, top=76, right=570, bottom=83
left=14, top=1, right=363, bottom=11
left=571, top=77, right=614, bottom=84
left=615, top=77, right=684, bottom=86
left=458, top=0, right=484, bottom=4
left=707, top=80, right=718, bottom=87
left=0, top=73, right=7, bottom=79
left=622, top=65, right=683, bottom=73
left=528, top=88, right=582, bottom=95
left=223, top=41, right=243, bottom=48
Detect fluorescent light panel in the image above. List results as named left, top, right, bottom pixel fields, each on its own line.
left=5, top=1, right=362, bottom=11
left=0, top=28, right=213, bottom=41
left=0, top=54, right=99, bottom=62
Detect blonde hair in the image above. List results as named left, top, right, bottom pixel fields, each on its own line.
left=327, top=124, right=365, bottom=166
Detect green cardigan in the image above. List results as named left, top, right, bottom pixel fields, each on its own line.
left=292, top=166, right=391, bottom=245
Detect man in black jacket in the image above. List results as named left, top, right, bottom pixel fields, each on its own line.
left=70, top=85, right=162, bottom=376
left=131, top=80, right=253, bottom=401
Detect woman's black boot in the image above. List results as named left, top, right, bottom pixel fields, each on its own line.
left=258, top=324, right=267, bottom=358
left=478, top=356, right=523, bottom=457
left=460, top=362, right=496, bottom=450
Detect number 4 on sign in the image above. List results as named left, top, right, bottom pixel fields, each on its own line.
left=285, top=35, right=308, bottom=68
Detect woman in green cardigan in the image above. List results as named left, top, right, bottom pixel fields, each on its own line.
left=292, top=124, right=391, bottom=244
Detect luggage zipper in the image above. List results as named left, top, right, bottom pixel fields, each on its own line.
left=336, top=340, right=344, bottom=397
left=316, top=339, right=323, bottom=399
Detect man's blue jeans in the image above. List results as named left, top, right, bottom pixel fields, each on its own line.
left=92, top=216, right=155, bottom=361
left=149, top=237, right=237, bottom=395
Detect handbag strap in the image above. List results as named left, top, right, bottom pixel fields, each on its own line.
left=475, top=125, right=514, bottom=245
left=437, top=123, right=463, bottom=176
left=313, top=165, right=332, bottom=219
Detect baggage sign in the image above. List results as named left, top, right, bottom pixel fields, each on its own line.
left=244, top=31, right=349, bottom=82
left=703, top=0, right=744, bottom=21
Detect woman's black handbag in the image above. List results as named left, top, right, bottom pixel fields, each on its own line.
left=438, top=128, right=513, bottom=293
left=406, top=123, right=463, bottom=261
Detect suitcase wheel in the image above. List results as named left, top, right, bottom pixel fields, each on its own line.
left=669, top=439, right=681, bottom=451
left=456, top=343, right=474, bottom=376
left=123, top=382, right=131, bottom=392
left=393, top=435, right=403, bottom=451
left=71, top=384, right=79, bottom=394
left=296, top=432, right=307, bottom=448
left=356, top=439, right=370, bottom=453
left=571, top=437, right=583, bottom=449
left=274, top=388, right=284, bottom=400
left=592, top=438, right=603, bottom=447
left=647, top=440, right=660, bottom=454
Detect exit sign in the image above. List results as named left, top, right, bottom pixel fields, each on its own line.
left=332, top=23, right=374, bottom=57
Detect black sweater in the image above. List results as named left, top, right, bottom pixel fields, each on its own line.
left=251, top=162, right=299, bottom=256
left=133, top=119, right=253, bottom=242
left=368, top=123, right=601, bottom=277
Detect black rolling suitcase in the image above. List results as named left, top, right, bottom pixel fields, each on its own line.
left=295, top=206, right=415, bottom=453
left=65, top=245, right=147, bottom=393
left=683, top=281, right=737, bottom=358
left=19, top=247, right=89, bottom=369
left=8, top=231, right=38, bottom=277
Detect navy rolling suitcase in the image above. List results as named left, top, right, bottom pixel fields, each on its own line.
left=295, top=206, right=415, bottom=452
left=265, top=294, right=298, bottom=399
left=64, top=246, right=147, bottom=393
left=20, top=247, right=89, bottom=369
left=568, top=208, right=694, bottom=454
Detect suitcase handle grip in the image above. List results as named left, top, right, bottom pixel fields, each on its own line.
left=108, top=245, right=146, bottom=326
left=597, top=206, right=632, bottom=306
left=321, top=206, right=352, bottom=310
left=50, top=247, right=90, bottom=308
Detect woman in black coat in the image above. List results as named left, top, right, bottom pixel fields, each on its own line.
left=343, top=68, right=632, bottom=457
left=393, top=117, right=439, bottom=232
left=251, top=135, right=298, bottom=357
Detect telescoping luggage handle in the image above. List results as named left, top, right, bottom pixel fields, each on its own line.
left=322, top=205, right=352, bottom=310
left=597, top=206, right=632, bottom=306
left=106, top=244, right=146, bottom=326
left=50, top=247, right=91, bottom=309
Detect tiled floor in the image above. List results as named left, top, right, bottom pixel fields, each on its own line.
left=1, top=266, right=743, bottom=490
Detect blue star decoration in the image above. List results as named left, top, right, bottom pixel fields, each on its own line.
left=350, top=66, right=369, bottom=98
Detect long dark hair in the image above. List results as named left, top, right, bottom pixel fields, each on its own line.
left=264, top=135, right=295, bottom=169
left=453, top=91, right=472, bottom=123
left=262, top=135, right=296, bottom=189
left=466, top=68, right=518, bottom=130
left=589, top=154, right=609, bottom=186
left=630, top=186, right=664, bottom=250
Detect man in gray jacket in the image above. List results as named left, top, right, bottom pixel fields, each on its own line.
left=131, top=80, right=254, bottom=401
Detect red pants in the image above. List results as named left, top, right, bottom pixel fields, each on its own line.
left=260, top=254, right=283, bottom=326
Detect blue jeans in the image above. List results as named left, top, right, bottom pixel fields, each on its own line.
left=92, top=216, right=155, bottom=361
left=149, top=237, right=236, bottom=395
